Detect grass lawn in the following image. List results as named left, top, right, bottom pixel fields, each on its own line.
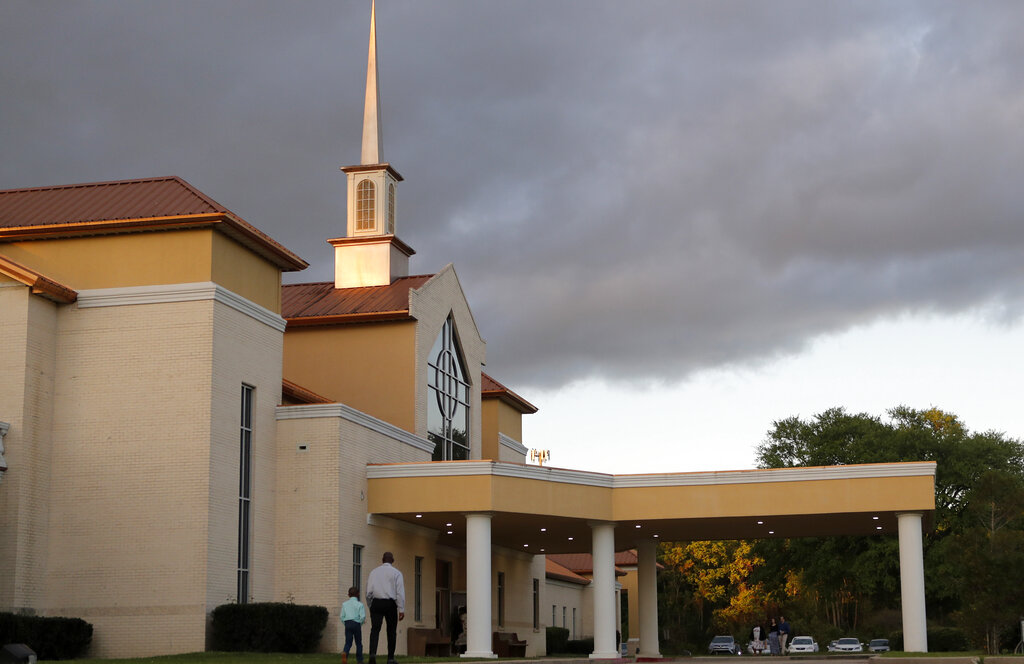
left=63, top=655, right=498, bottom=664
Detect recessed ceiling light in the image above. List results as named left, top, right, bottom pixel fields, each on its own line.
left=540, top=548, right=545, bottom=552
left=653, top=534, right=659, bottom=538
left=635, top=524, right=641, bottom=529
left=872, top=516, right=879, bottom=520
left=541, top=528, right=547, bottom=532
left=768, top=530, right=775, bottom=535
left=446, top=523, right=453, bottom=527
left=447, top=531, right=453, bottom=535
left=524, top=544, right=529, bottom=547
left=757, top=520, right=764, bottom=525
left=876, top=526, right=882, bottom=530
left=415, top=514, right=422, bottom=518
left=568, top=536, right=574, bottom=541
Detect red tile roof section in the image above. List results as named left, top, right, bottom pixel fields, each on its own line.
left=281, top=378, right=334, bottom=405
left=282, top=275, right=434, bottom=326
left=481, top=372, right=538, bottom=414
left=546, top=552, right=633, bottom=576
left=545, top=558, right=590, bottom=585
left=0, top=253, right=77, bottom=303
left=0, top=176, right=307, bottom=271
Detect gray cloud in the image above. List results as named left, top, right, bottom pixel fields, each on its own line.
left=3, top=0, right=1023, bottom=390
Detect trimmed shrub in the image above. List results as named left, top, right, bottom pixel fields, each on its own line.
left=546, top=626, right=569, bottom=654
left=211, top=602, right=328, bottom=653
left=889, top=627, right=970, bottom=652
left=0, top=612, right=93, bottom=660
left=567, top=637, right=595, bottom=654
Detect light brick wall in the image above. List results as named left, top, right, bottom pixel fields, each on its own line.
left=35, top=295, right=282, bottom=658
left=0, top=284, right=58, bottom=613
left=275, top=408, right=436, bottom=653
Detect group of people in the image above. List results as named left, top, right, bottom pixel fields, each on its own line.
left=750, top=616, right=792, bottom=655
left=341, top=552, right=406, bottom=664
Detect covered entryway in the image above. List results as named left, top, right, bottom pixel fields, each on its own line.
left=367, top=461, right=935, bottom=658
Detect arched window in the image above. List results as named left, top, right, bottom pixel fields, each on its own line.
left=387, top=183, right=395, bottom=234
left=356, top=179, right=375, bottom=231
left=427, top=315, right=470, bottom=461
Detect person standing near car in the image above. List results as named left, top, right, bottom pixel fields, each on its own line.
left=779, top=616, right=791, bottom=654
left=768, top=617, right=780, bottom=655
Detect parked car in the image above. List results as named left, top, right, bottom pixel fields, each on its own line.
left=709, top=635, right=742, bottom=655
left=829, top=637, right=864, bottom=653
left=788, top=636, right=819, bottom=653
left=868, top=639, right=890, bottom=652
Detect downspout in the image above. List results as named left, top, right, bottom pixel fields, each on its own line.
left=0, top=421, right=9, bottom=484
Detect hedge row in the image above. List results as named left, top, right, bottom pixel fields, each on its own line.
left=0, top=612, right=93, bottom=660
left=210, top=602, right=328, bottom=653
left=546, top=626, right=569, bottom=653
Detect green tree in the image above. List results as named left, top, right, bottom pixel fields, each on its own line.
left=754, top=406, right=1024, bottom=638
left=946, top=470, right=1024, bottom=653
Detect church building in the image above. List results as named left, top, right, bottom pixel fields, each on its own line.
left=0, top=4, right=937, bottom=659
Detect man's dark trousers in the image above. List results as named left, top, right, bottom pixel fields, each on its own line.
left=368, top=597, right=398, bottom=663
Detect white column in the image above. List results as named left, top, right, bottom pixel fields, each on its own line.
left=636, top=539, right=661, bottom=658
left=463, top=513, right=497, bottom=658
left=589, top=521, right=619, bottom=659
left=897, top=512, right=928, bottom=652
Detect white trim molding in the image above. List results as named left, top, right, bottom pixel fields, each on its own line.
left=367, top=460, right=937, bottom=489
left=76, top=282, right=287, bottom=332
left=498, top=433, right=528, bottom=456
left=276, top=403, right=434, bottom=454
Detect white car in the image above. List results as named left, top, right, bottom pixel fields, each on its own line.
left=788, top=636, right=819, bottom=653
left=830, top=637, right=863, bottom=653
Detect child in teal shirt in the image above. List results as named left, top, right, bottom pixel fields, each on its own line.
left=341, top=586, right=366, bottom=664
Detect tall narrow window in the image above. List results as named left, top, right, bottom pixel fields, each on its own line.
left=532, top=578, right=540, bottom=630
left=353, top=545, right=364, bottom=594
left=497, top=572, right=505, bottom=627
left=387, top=183, right=395, bottom=234
left=237, top=384, right=254, bottom=603
left=572, top=607, right=577, bottom=639
left=427, top=315, right=470, bottom=461
left=552, top=605, right=556, bottom=626
left=562, top=606, right=566, bottom=628
left=414, top=556, right=423, bottom=622
left=356, top=179, right=375, bottom=231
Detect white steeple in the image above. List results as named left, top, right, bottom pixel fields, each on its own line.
left=332, top=0, right=413, bottom=289
left=361, top=0, right=383, bottom=165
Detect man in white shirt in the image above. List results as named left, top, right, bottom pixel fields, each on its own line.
left=365, top=551, right=405, bottom=664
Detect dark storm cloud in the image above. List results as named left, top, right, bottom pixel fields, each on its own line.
left=3, top=1, right=1022, bottom=389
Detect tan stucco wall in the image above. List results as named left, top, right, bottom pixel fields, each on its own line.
left=482, top=400, right=525, bottom=461
left=282, top=322, right=417, bottom=431
left=1, top=229, right=281, bottom=311
left=0, top=284, right=58, bottom=613
left=370, top=472, right=935, bottom=526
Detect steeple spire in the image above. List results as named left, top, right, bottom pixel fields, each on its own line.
left=333, top=0, right=412, bottom=289
left=361, top=0, right=383, bottom=165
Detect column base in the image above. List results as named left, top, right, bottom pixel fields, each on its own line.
left=589, top=651, right=622, bottom=660
left=461, top=652, right=497, bottom=659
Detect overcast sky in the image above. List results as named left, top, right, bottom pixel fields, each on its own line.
left=3, top=1, right=1022, bottom=473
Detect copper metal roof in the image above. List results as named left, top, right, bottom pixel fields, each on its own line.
left=282, top=275, right=434, bottom=326
left=0, top=176, right=307, bottom=271
left=0, top=253, right=77, bottom=303
left=281, top=378, right=334, bottom=405
left=481, top=372, right=538, bottom=414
